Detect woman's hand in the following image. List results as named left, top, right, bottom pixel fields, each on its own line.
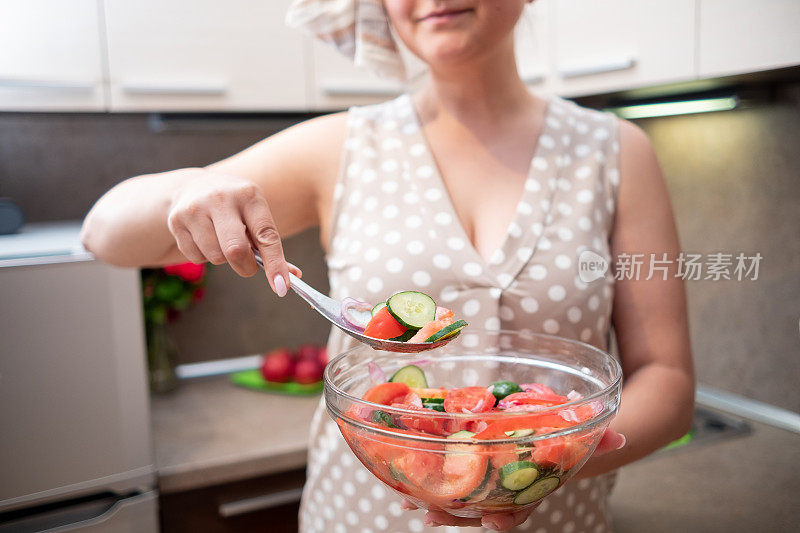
left=166, top=171, right=295, bottom=296
left=404, top=428, right=626, bottom=531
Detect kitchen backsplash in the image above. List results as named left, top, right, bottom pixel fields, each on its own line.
left=1, top=95, right=797, bottom=412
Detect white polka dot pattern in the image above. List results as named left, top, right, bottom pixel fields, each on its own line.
left=301, top=94, right=621, bottom=533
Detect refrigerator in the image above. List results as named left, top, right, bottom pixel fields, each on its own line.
left=0, top=222, right=158, bottom=532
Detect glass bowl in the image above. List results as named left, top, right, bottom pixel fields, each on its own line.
left=324, top=330, right=622, bottom=518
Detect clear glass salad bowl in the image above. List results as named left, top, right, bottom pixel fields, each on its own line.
left=324, top=330, right=622, bottom=518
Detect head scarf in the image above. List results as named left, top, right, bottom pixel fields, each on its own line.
left=286, top=0, right=407, bottom=81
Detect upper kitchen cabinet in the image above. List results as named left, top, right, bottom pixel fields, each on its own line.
left=310, top=40, right=403, bottom=110
left=515, top=0, right=554, bottom=94
left=698, top=0, right=800, bottom=78
left=549, top=0, right=696, bottom=98
left=0, top=0, right=105, bottom=111
left=103, top=0, right=309, bottom=112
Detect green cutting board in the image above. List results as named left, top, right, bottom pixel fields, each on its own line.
left=229, top=369, right=323, bottom=396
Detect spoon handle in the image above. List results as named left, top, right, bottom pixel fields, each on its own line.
left=253, top=252, right=341, bottom=319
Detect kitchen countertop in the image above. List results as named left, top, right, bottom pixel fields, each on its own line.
left=610, top=413, right=800, bottom=532
left=150, top=375, right=321, bottom=494
left=153, top=378, right=800, bottom=530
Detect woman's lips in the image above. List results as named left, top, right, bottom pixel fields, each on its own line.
left=418, top=8, right=473, bottom=24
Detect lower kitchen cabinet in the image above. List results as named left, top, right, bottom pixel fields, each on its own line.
left=159, top=469, right=305, bottom=533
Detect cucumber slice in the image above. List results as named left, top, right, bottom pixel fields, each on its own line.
left=371, top=410, right=399, bottom=429
left=421, top=397, right=445, bottom=412
left=447, top=430, right=476, bottom=440
left=499, top=461, right=539, bottom=490
left=504, top=429, right=535, bottom=438
left=386, top=291, right=436, bottom=329
left=422, top=401, right=445, bottom=412
left=371, top=302, right=386, bottom=317
left=513, top=477, right=560, bottom=505
left=389, top=365, right=428, bottom=388
left=425, top=320, right=468, bottom=342
left=421, top=397, right=444, bottom=404
left=491, top=380, right=523, bottom=401
left=389, top=330, right=415, bottom=342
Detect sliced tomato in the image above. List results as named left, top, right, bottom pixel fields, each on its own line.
left=407, top=316, right=455, bottom=343
left=397, top=403, right=448, bottom=436
left=363, top=382, right=410, bottom=405
left=520, top=383, right=568, bottom=403
left=488, top=443, right=520, bottom=470
left=532, top=433, right=590, bottom=470
left=363, top=306, right=407, bottom=340
left=435, top=307, right=455, bottom=320
left=472, top=413, right=574, bottom=440
left=444, top=387, right=496, bottom=414
left=393, top=446, right=488, bottom=504
left=499, top=391, right=568, bottom=409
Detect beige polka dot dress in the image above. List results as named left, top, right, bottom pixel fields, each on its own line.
left=299, top=93, right=621, bottom=533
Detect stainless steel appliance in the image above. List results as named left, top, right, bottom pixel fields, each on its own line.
left=0, top=222, right=158, bottom=532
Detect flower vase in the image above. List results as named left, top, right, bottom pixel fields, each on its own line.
left=146, top=320, right=179, bottom=393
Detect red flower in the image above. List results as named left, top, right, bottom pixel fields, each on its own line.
left=164, top=262, right=205, bottom=283
left=192, top=287, right=206, bottom=303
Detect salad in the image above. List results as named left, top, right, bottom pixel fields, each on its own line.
left=342, top=290, right=468, bottom=343
left=338, top=364, right=600, bottom=512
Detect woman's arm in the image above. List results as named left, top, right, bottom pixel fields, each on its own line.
left=81, top=112, right=346, bottom=293
left=576, top=119, right=695, bottom=478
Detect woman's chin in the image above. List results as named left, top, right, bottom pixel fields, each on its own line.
left=418, top=38, right=482, bottom=70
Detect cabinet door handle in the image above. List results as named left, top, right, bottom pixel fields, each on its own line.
left=0, top=77, right=94, bottom=90
left=557, top=56, right=636, bottom=78
left=218, top=487, right=304, bottom=518
left=521, top=72, right=545, bottom=85
left=321, top=79, right=403, bottom=97
left=121, top=81, right=227, bottom=96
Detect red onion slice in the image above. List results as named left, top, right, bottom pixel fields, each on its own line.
left=368, top=362, right=386, bottom=384
left=341, top=297, right=373, bottom=332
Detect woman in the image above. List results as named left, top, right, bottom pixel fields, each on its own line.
left=82, top=1, right=694, bottom=530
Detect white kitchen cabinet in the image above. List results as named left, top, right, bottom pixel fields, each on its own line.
left=0, top=0, right=105, bottom=111
left=310, top=40, right=404, bottom=110
left=104, top=0, right=309, bottom=111
left=549, top=0, right=696, bottom=98
left=515, top=0, right=554, bottom=94
left=698, top=0, right=800, bottom=78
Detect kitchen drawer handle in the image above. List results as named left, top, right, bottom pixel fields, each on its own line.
left=218, top=487, right=304, bottom=518
left=121, top=81, right=227, bottom=96
left=321, top=79, right=404, bottom=97
left=522, top=72, right=545, bottom=85
left=557, top=56, right=636, bottom=79
left=0, top=77, right=94, bottom=90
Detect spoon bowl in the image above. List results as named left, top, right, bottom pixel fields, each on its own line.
left=254, top=253, right=460, bottom=353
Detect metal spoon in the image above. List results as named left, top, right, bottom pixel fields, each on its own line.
left=254, top=253, right=460, bottom=353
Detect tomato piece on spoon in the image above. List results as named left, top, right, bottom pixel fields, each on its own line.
left=363, top=306, right=408, bottom=340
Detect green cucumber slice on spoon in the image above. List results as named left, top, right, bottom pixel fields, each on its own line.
left=425, top=320, right=468, bottom=342
left=387, top=291, right=436, bottom=329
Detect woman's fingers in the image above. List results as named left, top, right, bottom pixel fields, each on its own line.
left=183, top=216, right=226, bottom=265
left=401, top=500, right=418, bottom=511
left=287, top=262, right=303, bottom=278
left=240, top=194, right=289, bottom=296
left=424, top=510, right=482, bottom=527
left=424, top=506, right=535, bottom=530
left=210, top=206, right=259, bottom=277
left=169, top=223, right=206, bottom=264
left=593, top=428, right=627, bottom=457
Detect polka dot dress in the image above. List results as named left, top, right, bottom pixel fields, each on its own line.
left=300, top=94, right=621, bottom=533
